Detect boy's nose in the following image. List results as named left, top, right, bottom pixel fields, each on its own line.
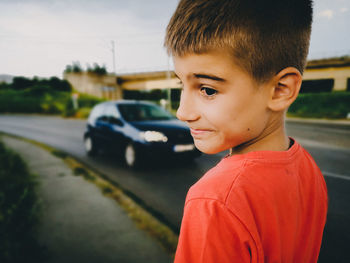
left=176, top=91, right=199, bottom=122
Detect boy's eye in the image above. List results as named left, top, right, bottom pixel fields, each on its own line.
left=200, top=87, right=217, bottom=96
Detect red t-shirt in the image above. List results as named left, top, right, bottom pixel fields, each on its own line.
left=175, top=139, right=328, bottom=263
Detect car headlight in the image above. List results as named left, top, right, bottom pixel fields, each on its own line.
left=139, top=131, right=168, bottom=142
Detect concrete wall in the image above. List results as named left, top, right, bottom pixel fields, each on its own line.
left=122, top=78, right=181, bottom=91
left=303, top=66, right=350, bottom=91
left=64, top=72, right=122, bottom=100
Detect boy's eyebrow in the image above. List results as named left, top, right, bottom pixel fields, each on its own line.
left=193, top=73, right=226, bottom=82
left=174, top=72, right=226, bottom=82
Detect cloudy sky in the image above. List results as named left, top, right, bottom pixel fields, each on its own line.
left=0, top=0, right=349, bottom=78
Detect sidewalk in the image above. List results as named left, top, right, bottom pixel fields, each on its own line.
left=2, top=136, right=172, bottom=263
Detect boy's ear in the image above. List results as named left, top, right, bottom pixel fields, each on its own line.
left=267, top=67, right=302, bottom=112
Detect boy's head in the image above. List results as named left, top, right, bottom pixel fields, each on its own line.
left=165, top=0, right=313, bottom=84
left=164, top=0, right=313, bottom=155
left=165, top=0, right=312, bottom=82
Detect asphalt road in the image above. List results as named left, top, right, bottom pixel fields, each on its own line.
left=0, top=115, right=349, bottom=262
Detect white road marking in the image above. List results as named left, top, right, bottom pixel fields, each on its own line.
left=323, top=171, right=350, bottom=181
left=296, top=138, right=350, bottom=151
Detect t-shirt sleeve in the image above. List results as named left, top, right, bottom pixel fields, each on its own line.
left=174, top=198, right=257, bottom=263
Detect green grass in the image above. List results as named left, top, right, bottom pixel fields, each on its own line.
left=0, top=140, right=45, bottom=263
left=73, top=167, right=96, bottom=181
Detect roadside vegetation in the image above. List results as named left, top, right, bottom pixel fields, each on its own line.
left=0, top=75, right=103, bottom=118
left=288, top=91, right=350, bottom=119
left=0, top=140, right=44, bottom=263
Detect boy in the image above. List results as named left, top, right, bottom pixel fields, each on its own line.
left=164, top=0, right=328, bottom=262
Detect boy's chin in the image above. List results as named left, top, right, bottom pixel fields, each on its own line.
left=194, top=141, right=224, bottom=155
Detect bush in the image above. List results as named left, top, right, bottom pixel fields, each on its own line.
left=45, top=77, right=71, bottom=92
left=288, top=91, right=350, bottom=119
left=10, top=76, right=71, bottom=92
left=11, top=77, right=33, bottom=90
left=0, top=82, right=10, bottom=89
left=78, top=93, right=105, bottom=108
left=0, top=79, right=103, bottom=118
left=0, top=87, right=71, bottom=114
left=75, top=107, right=92, bottom=119
left=63, top=93, right=104, bottom=117
left=0, top=141, right=43, bottom=262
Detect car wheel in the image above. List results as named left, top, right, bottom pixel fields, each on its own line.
left=124, top=143, right=138, bottom=168
left=84, top=135, right=98, bottom=156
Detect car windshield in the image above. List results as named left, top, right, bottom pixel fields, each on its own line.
left=118, top=103, right=175, bottom=122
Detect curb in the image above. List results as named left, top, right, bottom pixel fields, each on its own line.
left=286, top=117, right=350, bottom=127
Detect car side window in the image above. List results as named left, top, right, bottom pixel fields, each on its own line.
left=96, top=105, right=109, bottom=123
left=104, top=104, right=124, bottom=126
left=88, top=104, right=105, bottom=124
left=96, top=115, right=109, bottom=122
left=105, top=104, right=120, bottom=119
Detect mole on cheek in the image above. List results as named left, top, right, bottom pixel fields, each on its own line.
left=247, top=128, right=250, bottom=131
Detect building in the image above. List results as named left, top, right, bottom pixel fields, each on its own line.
left=302, top=57, right=350, bottom=92
left=63, top=72, right=122, bottom=100
left=64, top=70, right=181, bottom=101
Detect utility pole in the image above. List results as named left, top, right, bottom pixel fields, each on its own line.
left=111, top=40, right=116, bottom=74
left=111, top=40, right=121, bottom=100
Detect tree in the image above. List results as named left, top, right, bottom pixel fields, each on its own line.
left=87, top=63, right=107, bottom=75
left=9, top=76, right=71, bottom=92
left=12, top=77, right=33, bottom=90
left=47, top=77, right=72, bottom=92
left=64, top=61, right=83, bottom=73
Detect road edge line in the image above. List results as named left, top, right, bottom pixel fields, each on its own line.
left=323, top=171, right=350, bottom=181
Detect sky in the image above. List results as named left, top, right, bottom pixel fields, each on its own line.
left=0, top=0, right=349, bottom=78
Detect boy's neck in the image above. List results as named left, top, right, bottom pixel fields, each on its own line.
left=231, top=114, right=289, bottom=155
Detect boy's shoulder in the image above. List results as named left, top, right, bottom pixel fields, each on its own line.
left=187, top=155, right=247, bottom=204
left=186, top=140, right=309, bottom=205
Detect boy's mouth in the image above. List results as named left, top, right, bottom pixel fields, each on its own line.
left=190, top=128, right=213, bottom=137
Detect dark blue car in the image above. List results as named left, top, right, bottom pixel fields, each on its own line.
left=84, top=100, right=200, bottom=167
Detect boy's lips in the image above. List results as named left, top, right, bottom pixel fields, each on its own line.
left=190, top=128, right=214, bottom=137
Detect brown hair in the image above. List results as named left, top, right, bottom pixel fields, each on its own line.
left=165, top=0, right=313, bottom=83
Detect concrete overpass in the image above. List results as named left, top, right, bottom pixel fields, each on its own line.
left=303, top=57, right=350, bottom=92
